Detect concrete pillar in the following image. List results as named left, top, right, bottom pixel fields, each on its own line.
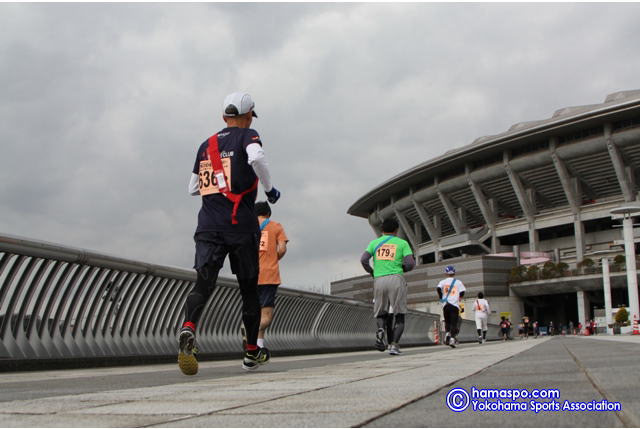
left=369, top=222, right=382, bottom=236
left=602, top=258, right=613, bottom=335
left=528, top=224, right=539, bottom=253
left=577, top=290, right=590, bottom=329
left=623, top=216, right=640, bottom=321
left=397, top=227, right=407, bottom=240
left=433, top=215, right=441, bottom=236
left=369, top=211, right=383, bottom=236
left=414, top=222, right=422, bottom=243
left=513, top=245, right=520, bottom=265
left=554, top=248, right=561, bottom=263
left=457, top=207, right=466, bottom=229
left=574, top=219, right=585, bottom=262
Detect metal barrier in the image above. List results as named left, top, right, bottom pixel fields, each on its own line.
left=449, top=319, right=501, bottom=343
left=0, top=234, right=440, bottom=365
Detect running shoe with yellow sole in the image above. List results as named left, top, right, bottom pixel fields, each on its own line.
left=178, top=327, right=198, bottom=376
left=242, top=347, right=270, bottom=371
left=257, top=347, right=270, bottom=365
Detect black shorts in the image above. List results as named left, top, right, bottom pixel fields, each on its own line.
left=258, top=284, right=278, bottom=308
left=194, top=231, right=259, bottom=280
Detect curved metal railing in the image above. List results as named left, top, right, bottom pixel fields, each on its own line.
left=0, top=234, right=452, bottom=363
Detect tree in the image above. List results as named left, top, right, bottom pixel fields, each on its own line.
left=578, top=258, right=595, bottom=274
left=556, top=262, right=569, bottom=276
left=578, top=258, right=594, bottom=268
left=541, top=261, right=557, bottom=279
left=615, top=307, right=629, bottom=326
left=509, top=265, right=527, bottom=282
left=613, top=254, right=625, bottom=272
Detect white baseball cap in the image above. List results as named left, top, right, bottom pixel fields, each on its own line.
left=222, top=92, right=258, bottom=118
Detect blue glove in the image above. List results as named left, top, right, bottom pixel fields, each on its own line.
left=265, top=186, right=281, bottom=204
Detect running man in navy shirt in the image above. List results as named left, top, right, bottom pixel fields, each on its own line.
left=178, top=92, right=281, bottom=374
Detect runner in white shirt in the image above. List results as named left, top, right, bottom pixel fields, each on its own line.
left=473, top=292, right=491, bottom=344
left=436, top=265, right=466, bottom=348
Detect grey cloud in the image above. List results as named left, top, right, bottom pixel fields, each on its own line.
left=2, top=3, right=640, bottom=291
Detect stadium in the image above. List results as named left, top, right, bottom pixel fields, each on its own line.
left=332, top=90, right=640, bottom=332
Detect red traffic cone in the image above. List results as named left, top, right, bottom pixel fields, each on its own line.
left=633, top=315, right=640, bottom=335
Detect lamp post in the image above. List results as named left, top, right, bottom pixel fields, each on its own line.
left=601, top=257, right=613, bottom=334
left=610, top=204, right=640, bottom=324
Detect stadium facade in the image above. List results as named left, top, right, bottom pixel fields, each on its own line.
left=333, top=90, right=640, bottom=329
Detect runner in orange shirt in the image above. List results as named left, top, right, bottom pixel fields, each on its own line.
left=255, top=201, right=289, bottom=359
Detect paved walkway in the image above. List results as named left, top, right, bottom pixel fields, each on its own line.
left=0, top=336, right=638, bottom=427
left=573, top=333, right=640, bottom=344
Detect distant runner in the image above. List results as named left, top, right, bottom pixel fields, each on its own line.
left=361, top=218, right=415, bottom=355
left=178, top=91, right=281, bottom=375
left=255, top=201, right=289, bottom=356
left=473, top=292, right=491, bottom=344
left=522, top=315, right=530, bottom=339
left=436, top=265, right=466, bottom=348
left=500, top=317, right=510, bottom=341
left=456, top=301, right=466, bottom=346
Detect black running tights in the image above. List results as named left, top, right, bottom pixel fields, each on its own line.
left=443, top=303, right=460, bottom=337
left=376, top=313, right=406, bottom=344
left=185, top=263, right=260, bottom=347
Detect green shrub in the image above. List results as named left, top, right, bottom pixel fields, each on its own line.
left=541, top=261, right=556, bottom=279
left=578, top=258, right=595, bottom=268
left=613, top=254, right=625, bottom=265
left=577, top=258, right=596, bottom=274
left=526, top=265, right=540, bottom=281
left=615, top=307, right=629, bottom=326
left=509, top=265, right=527, bottom=282
left=556, top=262, right=569, bottom=275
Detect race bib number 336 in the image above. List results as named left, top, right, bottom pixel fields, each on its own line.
left=376, top=244, right=397, bottom=261
left=199, top=159, right=232, bottom=195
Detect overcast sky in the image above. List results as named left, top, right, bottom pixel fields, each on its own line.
left=2, top=3, right=640, bottom=293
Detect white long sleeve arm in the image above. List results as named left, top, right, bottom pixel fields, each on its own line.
left=246, top=143, right=273, bottom=192
left=188, top=173, right=200, bottom=196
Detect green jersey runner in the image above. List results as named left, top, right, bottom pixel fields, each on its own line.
left=365, top=235, right=413, bottom=278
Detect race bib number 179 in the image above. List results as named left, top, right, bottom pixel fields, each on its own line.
left=376, top=244, right=397, bottom=261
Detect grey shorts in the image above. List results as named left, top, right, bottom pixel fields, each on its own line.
left=373, top=274, right=407, bottom=317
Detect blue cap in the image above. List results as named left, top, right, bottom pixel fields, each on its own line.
left=444, top=265, right=456, bottom=274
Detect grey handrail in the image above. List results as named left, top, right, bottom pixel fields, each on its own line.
left=1, top=233, right=456, bottom=365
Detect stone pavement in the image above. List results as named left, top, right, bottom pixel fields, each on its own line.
left=573, top=333, right=640, bottom=344
left=0, top=336, right=638, bottom=427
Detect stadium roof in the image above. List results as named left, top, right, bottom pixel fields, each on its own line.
left=349, top=90, right=640, bottom=218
